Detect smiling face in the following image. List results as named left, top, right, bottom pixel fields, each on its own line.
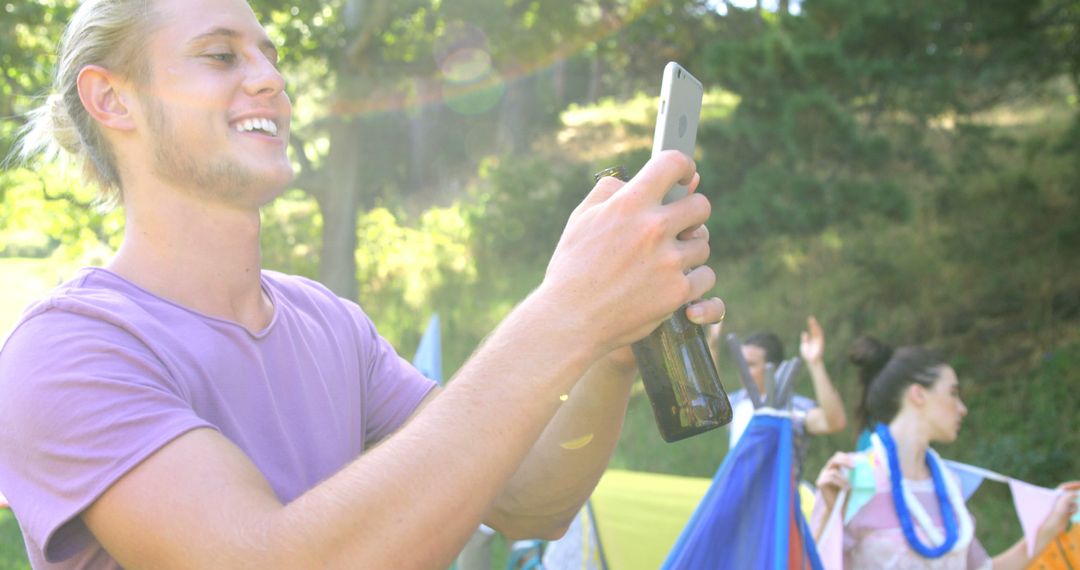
left=130, top=0, right=293, bottom=207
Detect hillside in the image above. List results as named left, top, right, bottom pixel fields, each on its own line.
left=531, top=87, right=1080, bottom=553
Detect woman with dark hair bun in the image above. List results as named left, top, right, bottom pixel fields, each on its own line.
left=813, top=336, right=1078, bottom=569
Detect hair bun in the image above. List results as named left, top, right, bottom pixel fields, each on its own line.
left=49, top=93, right=83, bottom=155
left=848, top=335, right=893, bottom=379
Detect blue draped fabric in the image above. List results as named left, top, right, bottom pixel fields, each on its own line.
left=662, top=413, right=824, bottom=570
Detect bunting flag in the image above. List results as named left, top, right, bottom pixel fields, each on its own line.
left=943, top=462, right=1069, bottom=558
left=943, top=460, right=1010, bottom=501
left=816, top=453, right=1071, bottom=561
left=812, top=456, right=1075, bottom=566
left=661, top=412, right=823, bottom=570
left=1009, top=479, right=1064, bottom=557
left=813, top=488, right=846, bottom=570
left=844, top=455, right=877, bottom=523
left=411, top=314, right=443, bottom=385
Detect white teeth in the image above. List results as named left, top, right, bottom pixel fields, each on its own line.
left=233, top=118, right=278, bottom=136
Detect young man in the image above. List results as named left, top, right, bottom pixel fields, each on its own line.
left=0, top=0, right=724, bottom=568
left=712, top=316, right=847, bottom=478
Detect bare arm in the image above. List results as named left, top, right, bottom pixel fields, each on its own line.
left=82, top=151, right=716, bottom=569
left=991, top=486, right=1078, bottom=570
left=486, top=294, right=725, bottom=539
left=486, top=350, right=637, bottom=539
left=800, top=316, right=848, bottom=435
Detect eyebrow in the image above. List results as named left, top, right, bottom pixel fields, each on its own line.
left=189, top=27, right=279, bottom=61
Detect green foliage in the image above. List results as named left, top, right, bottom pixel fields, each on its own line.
left=2, top=0, right=1080, bottom=566
left=696, top=0, right=1080, bottom=257
left=0, top=1, right=77, bottom=160
left=467, top=156, right=591, bottom=275
left=347, top=201, right=484, bottom=378
left=0, top=166, right=122, bottom=264
left=261, top=189, right=323, bottom=279
left=0, top=511, right=29, bottom=570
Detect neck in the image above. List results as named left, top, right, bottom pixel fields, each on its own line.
left=108, top=182, right=271, bottom=333
left=886, top=415, right=932, bottom=480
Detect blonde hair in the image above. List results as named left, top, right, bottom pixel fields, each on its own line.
left=15, top=0, right=159, bottom=207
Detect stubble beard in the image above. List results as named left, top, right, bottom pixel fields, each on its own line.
left=143, top=94, right=259, bottom=204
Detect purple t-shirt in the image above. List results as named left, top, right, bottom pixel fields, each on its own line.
left=0, top=268, right=437, bottom=568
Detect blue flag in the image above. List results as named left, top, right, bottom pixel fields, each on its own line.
left=412, top=314, right=443, bottom=385
left=662, top=413, right=823, bottom=570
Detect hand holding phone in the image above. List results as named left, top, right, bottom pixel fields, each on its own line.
left=652, top=62, right=704, bottom=204
left=627, top=62, right=729, bottom=442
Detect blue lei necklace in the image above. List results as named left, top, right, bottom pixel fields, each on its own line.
left=875, top=423, right=959, bottom=558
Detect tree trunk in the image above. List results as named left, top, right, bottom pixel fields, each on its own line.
left=552, top=58, right=567, bottom=109
left=497, top=71, right=536, bottom=155
left=587, top=54, right=602, bottom=103
left=316, top=121, right=364, bottom=299
left=311, top=0, right=387, bottom=299
left=408, top=76, right=438, bottom=192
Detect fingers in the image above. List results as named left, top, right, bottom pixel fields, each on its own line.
left=1057, top=481, right=1080, bottom=491
left=665, top=193, right=712, bottom=239
left=816, top=452, right=855, bottom=490
left=624, top=150, right=697, bottom=204
left=817, top=471, right=851, bottom=492
left=685, top=297, right=725, bottom=326
left=677, top=222, right=708, bottom=242
left=577, top=175, right=625, bottom=213
left=686, top=172, right=701, bottom=195
left=807, top=315, right=822, bottom=338
left=1056, top=489, right=1079, bottom=514
left=826, top=451, right=856, bottom=470
left=676, top=227, right=712, bottom=274
left=684, top=265, right=717, bottom=305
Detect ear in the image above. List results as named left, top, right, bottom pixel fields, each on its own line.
left=906, top=383, right=927, bottom=407
left=76, top=65, right=136, bottom=132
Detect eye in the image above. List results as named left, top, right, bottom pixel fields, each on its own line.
left=206, top=52, right=237, bottom=64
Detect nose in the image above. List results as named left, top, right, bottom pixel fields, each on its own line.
left=243, top=50, right=287, bottom=98
left=958, top=399, right=968, bottom=417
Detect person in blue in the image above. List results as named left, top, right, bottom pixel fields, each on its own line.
left=711, top=316, right=847, bottom=479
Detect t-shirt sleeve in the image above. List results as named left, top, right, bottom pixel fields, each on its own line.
left=0, top=309, right=214, bottom=563
left=346, top=304, right=437, bottom=446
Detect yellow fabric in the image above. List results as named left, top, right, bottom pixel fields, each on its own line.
left=799, top=481, right=816, bottom=523
left=590, top=469, right=712, bottom=570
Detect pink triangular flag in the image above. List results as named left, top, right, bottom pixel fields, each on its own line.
left=812, top=488, right=846, bottom=570
left=1008, top=479, right=1060, bottom=557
